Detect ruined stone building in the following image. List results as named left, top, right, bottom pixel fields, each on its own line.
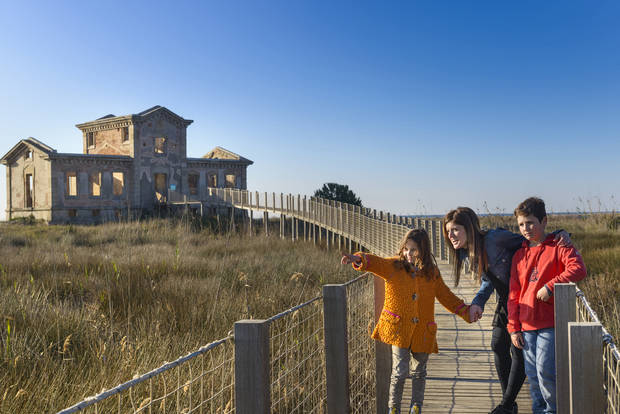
left=1, top=106, right=253, bottom=223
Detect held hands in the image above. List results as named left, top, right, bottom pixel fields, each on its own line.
left=554, top=230, right=572, bottom=247
left=469, top=304, right=483, bottom=323
left=341, top=253, right=362, bottom=266
left=510, top=332, right=525, bottom=349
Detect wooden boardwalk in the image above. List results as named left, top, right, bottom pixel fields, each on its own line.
left=400, top=261, right=533, bottom=414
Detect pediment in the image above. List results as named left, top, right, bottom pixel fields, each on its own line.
left=201, top=146, right=253, bottom=165
left=203, top=146, right=241, bottom=160
left=1, top=138, right=56, bottom=164
left=76, top=105, right=193, bottom=131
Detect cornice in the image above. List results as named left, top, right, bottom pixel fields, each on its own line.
left=76, top=117, right=135, bottom=133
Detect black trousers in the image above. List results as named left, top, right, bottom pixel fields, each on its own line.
left=491, top=301, right=526, bottom=407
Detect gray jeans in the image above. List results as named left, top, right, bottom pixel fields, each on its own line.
left=389, top=346, right=429, bottom=408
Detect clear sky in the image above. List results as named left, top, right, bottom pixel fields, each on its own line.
left=1, top=1, right=618, bottom=220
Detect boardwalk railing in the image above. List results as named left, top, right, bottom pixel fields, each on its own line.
left=58, top=188, right=619, bottom=413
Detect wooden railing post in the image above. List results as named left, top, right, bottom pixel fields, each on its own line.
left=323, top=285, right=351, bottom=413
left=234, top=319, right=271, bottom=414
left=430, top=220, right=438, bottom=256
left=568, top=322, right=604, bottom=413
left=554, top=283, right=576, bottom=414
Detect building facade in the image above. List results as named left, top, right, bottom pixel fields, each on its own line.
left=1, top=106, right=253, bottom=223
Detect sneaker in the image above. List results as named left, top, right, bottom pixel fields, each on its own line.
left=409, top=403, right=422, bottom=414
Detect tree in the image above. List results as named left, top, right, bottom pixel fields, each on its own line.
left=313, top=183, right=362, bottom=206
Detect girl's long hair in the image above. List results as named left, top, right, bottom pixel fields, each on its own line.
left=442, top=207, right=488, bottom=286
left=395, top=228, right=438, bottom=281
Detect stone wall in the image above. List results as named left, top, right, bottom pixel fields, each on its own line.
left=50, top=157, right=133, bottom=224
left=133, top=113, right=187, bottom=208
left=88, top=126, right=133, bottom=156
left=6, top=147, right=52, bottom=221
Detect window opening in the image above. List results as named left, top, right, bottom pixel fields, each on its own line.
left=90, top=172, right=101, bottom=196
left=188, top=174, right=199, bottom=195
left=225, top=174, right=236, bottom=188
left=113, top=172, right=124, bottom=196
left=208, top=173, right=218, bottom=188
left=154, top=137, right=166, bottom=154
left=25, top=174, right=33, bottom=208
left=66, top=172, right=78, bottom=196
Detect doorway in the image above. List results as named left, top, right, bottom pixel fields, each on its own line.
left=154, top=173, right=167, bottom=202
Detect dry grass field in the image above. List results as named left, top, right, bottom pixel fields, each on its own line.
left=0, top=219, right=357, bottom=413
left=0, top=213, right=617, bottom=413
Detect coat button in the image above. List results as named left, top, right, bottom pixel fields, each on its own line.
left=412, top=293, right=417, bottom=301
left=411, top=317, right=419, bottom=323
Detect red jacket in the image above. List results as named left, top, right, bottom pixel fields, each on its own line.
left=507, top=234, right=586, bottom=333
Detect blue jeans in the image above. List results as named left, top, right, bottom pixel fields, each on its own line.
left=522, top=328, right=556, bottom=414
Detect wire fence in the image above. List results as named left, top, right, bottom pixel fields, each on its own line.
left=57, top=336, right=235, bottom=414
left=345, top=274, right=377, bottom=413
left=268, top=296, right=327, bottom=414
left=576, top=288, right=620, bottom=414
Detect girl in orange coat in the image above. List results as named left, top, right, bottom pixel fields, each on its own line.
left=342, top=228, right=472, bottom=414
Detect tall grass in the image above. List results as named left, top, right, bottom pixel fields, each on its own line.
left=0, top=219, right=357, bottom=413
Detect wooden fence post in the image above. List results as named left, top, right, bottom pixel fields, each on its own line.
left=568, top=322, right=604, bottom=414
left=234, top=319, right=271, bottom=414
left=430, top=220, right=437, bottom=256
left=554, top=283, right=576, bottom=414
left=323, top=285, right=351, bottom=413
left=439, top=219, right=446, bottom=260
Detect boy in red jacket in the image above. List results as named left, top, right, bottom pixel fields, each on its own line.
left=507, top=197, right=586, bottom=414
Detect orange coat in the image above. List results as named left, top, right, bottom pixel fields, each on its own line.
left=352, top=253, right=471, bottom=353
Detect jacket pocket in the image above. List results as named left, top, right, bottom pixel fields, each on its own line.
left=423, top=321, right=437, bottom=348
left=378, top=309, right=401, bottom=342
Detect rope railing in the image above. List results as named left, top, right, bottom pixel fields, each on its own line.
left=57, top=336, right=235, bottom=414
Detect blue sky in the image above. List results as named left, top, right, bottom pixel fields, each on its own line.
left=1, top=1, right=618, bottom=220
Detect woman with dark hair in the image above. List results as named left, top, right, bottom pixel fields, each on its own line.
left=443, top=207, right=569, bottom=414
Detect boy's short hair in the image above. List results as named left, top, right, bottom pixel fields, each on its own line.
left=514, top=197, right=546, bottom=222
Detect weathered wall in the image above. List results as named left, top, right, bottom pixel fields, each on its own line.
left=184, top=162, right=248, bottom=201
left=6, top=147, right=52, bottom=221
left=133, top=113, right=187, bottom=208
left=50, top=157, right=133, bottom=223
left=88, top=127, right=133, bottom=156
